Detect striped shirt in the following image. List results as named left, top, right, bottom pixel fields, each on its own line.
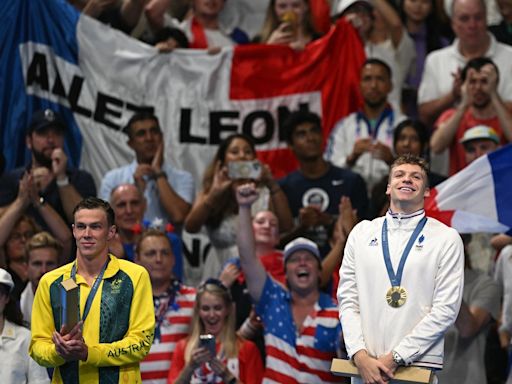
left=141, top=283, right=196, bottom=383
left=256, top=277, right=341, bottom=384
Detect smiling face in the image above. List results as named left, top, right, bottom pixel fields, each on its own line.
left=252, top=211, right=279, bottom=248
left=386, top=163, right=429, bottom=213
left=198, top=291, right=230, bottom=337
left=285, top=250, right=320, bottom=294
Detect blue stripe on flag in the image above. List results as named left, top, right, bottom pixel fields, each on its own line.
left=0, top=0, right=81, bottom=171
left=489, top=144, right=512, bottom=234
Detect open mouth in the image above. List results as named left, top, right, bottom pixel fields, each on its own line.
left=297, top=270, right=310, bottom=278
left=398, top=186, right=416, bottom=192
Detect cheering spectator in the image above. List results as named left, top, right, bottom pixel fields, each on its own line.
left=184, top=133, right=292, bottom=280
left=167, top=278, right=264, bottom=384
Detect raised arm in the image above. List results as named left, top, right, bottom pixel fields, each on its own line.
left=236, top=183, right=268, bottom=302
left=184, top=161, right=232, bottom=233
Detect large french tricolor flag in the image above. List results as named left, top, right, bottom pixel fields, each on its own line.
left=426, top=144, right=512, bottom=235
left=0, top=0, right=365, bottom=186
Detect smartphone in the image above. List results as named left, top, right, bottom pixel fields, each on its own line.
left=228, top=160, right=262, bottom=180
left=199, top=334, right=216, bottom=356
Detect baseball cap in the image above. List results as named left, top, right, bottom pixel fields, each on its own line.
left=27, top=109, right=66, bottom=134
left=332, top=0, right=373, bottom=17
left=459, top=125, right=500, bottom=145
left=0, top=268, right=14, bottom=293
left=284, top=237, right=321, bottom=263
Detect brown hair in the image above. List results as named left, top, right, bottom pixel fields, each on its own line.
left=389, top=154, right=430, bottom=187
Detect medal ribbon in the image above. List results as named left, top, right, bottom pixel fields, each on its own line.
left=381, top=216, right=427, bottom=287
left=71, top=258, right=109, bottom=323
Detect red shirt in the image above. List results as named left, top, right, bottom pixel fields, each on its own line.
left=167, top=337, right=264, bottom=384
left=435, top=109, right=506, bottom=175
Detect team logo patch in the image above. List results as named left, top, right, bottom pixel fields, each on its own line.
left=369, top=237, right=378, bottom=246
left=415, top=234, right=425, bottom=250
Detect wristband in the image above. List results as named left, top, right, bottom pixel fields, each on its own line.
left=56, top=176, right=69, bottom=187
left=153, top=171, right=167, bottom=180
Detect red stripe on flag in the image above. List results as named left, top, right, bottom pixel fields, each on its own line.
left=257, top=147, right=298, bottom=179
left=143, top=351, right=172, bottom=362
left=425, top=188, right=455, bottom=227
left=230, top=20, right=365, bottom=178
left=141, top=370, right=168, bottom=380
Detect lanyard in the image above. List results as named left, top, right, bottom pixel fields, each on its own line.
left=356, top=108, right=394, bottom=141
left=381, top=216, right=427, bottom=287
left=71, top=259, right=109, bottom=323
left=153, top=280, right=181, bottom=343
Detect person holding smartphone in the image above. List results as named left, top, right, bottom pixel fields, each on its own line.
left=167, top=278, right=264, bottom=384
left=185, top=133, right=293, bottom=281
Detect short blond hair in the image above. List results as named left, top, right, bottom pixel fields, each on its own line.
left=25, top=231, right=62, bottom=262
left=389, top=155, right=430, bottom=187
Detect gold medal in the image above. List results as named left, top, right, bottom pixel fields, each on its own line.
left=386, top=286, right=407, bottom=307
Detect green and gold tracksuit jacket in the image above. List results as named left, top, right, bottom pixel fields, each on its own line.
left=29, top=254, right=155, bottom=383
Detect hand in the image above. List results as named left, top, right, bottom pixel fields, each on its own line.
left=499, top=330, right=511, bottom=349
left=151, top=141, right=164, bottom=172
left=53, top=321, right=88, bottom=361
left=219, top=262, right=241, bottom=288
left=267, top=22, right=295, bottom=45
left=481, top=63, right=498, bottom=97
left=32, top=166, right=53, bottom=192
left=17, top=172, right=38, bottom=208
left=236, top=183, right=259, bottom=207
left=299, top=206, right=322, bottom=228
left=189, top=346, right=211, bottom=368
left=331, top=196, right=357, bottom=246
left=259, top=163, right=275, bottom=188
left=133, top=164, right=154, bottom=191
left=51, top=148, right=68, bottom=180
left=210, top=161, right=232, bottom=197
left=354, top=350, right=394, bottom=384
left=210, top=357, right=236, bottom=382
left=348, top=138, right=373, bottom=165
left=451, top=67, right=463, bottom=103
left=377, top=352, right=399, bottom=375
left=371, top=141, right=394, bottom=164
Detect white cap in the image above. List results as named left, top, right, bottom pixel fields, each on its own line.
left=332, top=0, right=373, bottom=17
left=284, top=237, right=321, bottom=262
left=0, top=268, right=14, bottom=293
left=460, top=125, right=500, bottom=145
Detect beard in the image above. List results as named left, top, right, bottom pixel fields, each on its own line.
left=472, top=97, right=491, bottom=110
left=364, top=97, right=387, bottom=109
left=32, top=147, right=53, bottom=169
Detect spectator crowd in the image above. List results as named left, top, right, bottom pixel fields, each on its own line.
left=1, top=0, right=512, bottom=383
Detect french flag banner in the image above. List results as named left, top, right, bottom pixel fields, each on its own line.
left=0, top=0, right=365, bottom=187
left=425, top=144, right=512, bottom=235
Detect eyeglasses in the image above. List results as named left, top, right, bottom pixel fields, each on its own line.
left=8, top=231, right=35, bottom=242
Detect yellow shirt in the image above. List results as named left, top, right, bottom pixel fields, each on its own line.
left=29, top=254, right=155, bottom=383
